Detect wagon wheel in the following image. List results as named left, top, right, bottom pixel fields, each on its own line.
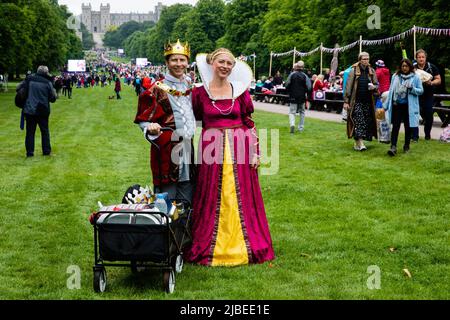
left=163, top=270, right=175, bottom=294
left=174, top=255, right=184, bottom=273
left=93, top=268, right=107, bottom=293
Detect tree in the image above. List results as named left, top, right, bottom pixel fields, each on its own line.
left=80, top=23, right=95, bottom=50
left=218, top=0, right=269, bottom=78
left=0, top=0, right=83, bottom=77
left=171, top=10, right=215, bottom=59
left=103, top=20, right=155, bottom=49
left=0, top=3, right=34, bottom=75
left=145, top=4, right=194, bottom=64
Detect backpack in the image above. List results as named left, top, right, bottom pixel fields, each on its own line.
left=15, top=79, right=29, bottom=109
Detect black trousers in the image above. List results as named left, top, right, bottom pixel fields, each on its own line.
left=391, top=103, right=411, bottom=147
left=25, top=114, right=51, bottom=156
left=67, top=87, right=72, bottom=99
left=412, top=95, right=434, bottom=140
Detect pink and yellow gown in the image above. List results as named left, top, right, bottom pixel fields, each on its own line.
left=185, top=86, right=275, bottom=266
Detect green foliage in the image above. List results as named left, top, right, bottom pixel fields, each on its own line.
left=0, top=0, right=83, bottom=76
left=103, top=20, right=155, bottom=49
left=80, top=23, right=95, bottom=51
left=218, top=0, right=269, bottom=78
left=123, top=31, right=147, bottom=59
left=145, top=4, right=194, bottom=64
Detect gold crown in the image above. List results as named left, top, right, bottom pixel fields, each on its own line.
left=164, top=39, right=190, bottom=58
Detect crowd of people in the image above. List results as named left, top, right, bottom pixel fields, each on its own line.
left=249, top=49, right=447, bottom=154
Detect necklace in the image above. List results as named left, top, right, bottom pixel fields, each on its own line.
left=155, top=81, right=193, bottom=97
left=211, top=98, right=235, bottom=116
left=209, top=82, right=235, bottom=115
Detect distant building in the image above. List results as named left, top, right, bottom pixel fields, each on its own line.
left=81, top=3, right=164, bottom=34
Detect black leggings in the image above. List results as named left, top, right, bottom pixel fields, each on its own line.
left=391, top=103, right=411, bottom=147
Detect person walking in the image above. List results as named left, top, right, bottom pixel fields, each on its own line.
left=114, top=76, right=121, bottom=99
left=385, top=59, right=423, bottom=156
left=20, top=66, right=57, bottom=157
left=375, top=59, right=391, bottom=106
left=64, top=76, right=73, bottom=99
left=285, top=61, right=312, bottom=134
left=343, top=52, right=379, bottom=151
left=412, top=49, right=441, bottom=141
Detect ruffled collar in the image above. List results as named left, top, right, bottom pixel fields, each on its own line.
left=196, top=53, right=253, bottom=100
left=164, top=73, right=187, bottom=85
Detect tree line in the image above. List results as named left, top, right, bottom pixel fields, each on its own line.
left=0, top=0, right=84, bottom=79
left=113, top=0, right=449, bottom=78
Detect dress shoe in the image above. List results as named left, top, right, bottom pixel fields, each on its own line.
left=387, top=145, right=397, bottom=156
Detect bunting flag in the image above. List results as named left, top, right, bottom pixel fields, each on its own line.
left=361, top=29, right=413, bottom=46
left=415, top=26, right=450, bottom=36
left=271, top=26, right=450, bottom=58
left=295, top=46, right=321, bottom=57
left=321, top=41, right=359, bottom=53
left=238, top=53, right=257, bottom=61
left=272, top=50, right=295, bottom=58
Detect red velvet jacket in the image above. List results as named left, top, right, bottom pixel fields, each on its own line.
left=134, top=84, right=195, bottom=187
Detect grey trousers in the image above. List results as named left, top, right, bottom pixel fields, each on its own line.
left=289, top=102, right=306, bottom=130
left=155, top=181, right=194, bottom=205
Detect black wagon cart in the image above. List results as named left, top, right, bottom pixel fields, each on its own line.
left=90, top=202, right=192, bottom=293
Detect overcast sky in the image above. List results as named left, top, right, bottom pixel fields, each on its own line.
left=59, top=0, right=198, bottom=15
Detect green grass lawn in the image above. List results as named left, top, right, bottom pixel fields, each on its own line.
left=0, top=83, right=449, bottom=300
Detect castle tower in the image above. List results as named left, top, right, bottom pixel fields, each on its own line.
left=100, top=3, right=111, bottom=33
left=155, top=2, right=164, bottom=22
left=81, top=3, right=92, bottom=32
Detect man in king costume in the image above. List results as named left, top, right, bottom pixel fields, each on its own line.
left=134, top=40, right=196, bottom=204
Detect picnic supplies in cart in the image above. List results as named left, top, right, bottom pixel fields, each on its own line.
left=90, top=200, right=192, bottom=294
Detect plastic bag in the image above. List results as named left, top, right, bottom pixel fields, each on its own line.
left=377, top=119, right=390, bottom=144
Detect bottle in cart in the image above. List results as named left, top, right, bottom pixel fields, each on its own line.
left=154, top=194, right=168, bottom=214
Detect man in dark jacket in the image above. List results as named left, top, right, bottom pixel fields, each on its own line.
left=412, top=49, right=441, bottom=141
left=285, top=61, right=312, bottom=134
left=20, top=65, right=57, bottom=157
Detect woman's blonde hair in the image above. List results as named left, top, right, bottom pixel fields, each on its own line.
left=313, top=74, right=324, bottom=88
left=206, top=48, right=236, bottom=65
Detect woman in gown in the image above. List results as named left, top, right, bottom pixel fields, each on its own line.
left=185, top=48, right=275, bottom=267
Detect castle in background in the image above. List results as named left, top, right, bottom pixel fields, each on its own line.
left=81, top=3, right=164, bottom=34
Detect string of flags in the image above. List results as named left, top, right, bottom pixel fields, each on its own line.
left=237, top=53, right=257, bottom=61
left=271, top=26, right=450, bottom=58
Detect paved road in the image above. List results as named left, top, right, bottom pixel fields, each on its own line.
left=253, top=101, right=444, bottom=141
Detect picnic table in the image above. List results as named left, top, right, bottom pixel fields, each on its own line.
left=253, top=87, right=290, bottom=105
left=433, top=93, right=450, bottom=127
left=310, top=90, right=344, bottom=114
